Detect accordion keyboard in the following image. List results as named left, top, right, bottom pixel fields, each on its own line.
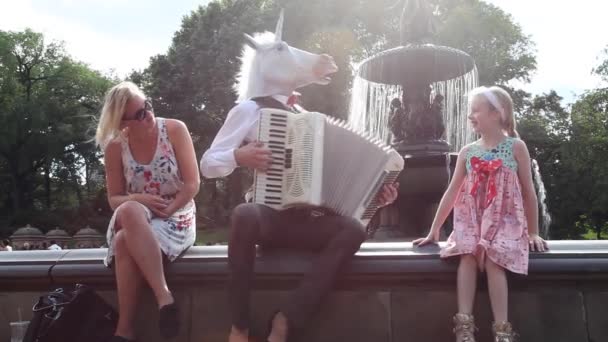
left=253, top=111, right=289, bottom=208
left=359, top=169, right=401, bottom=224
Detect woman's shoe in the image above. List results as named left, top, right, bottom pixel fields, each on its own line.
left=159, top=301, right=180, bottom=339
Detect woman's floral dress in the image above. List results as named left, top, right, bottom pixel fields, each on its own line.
left=105, top=118, right=196, bottom=266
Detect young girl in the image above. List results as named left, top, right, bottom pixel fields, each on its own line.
left=414, top=86, right=548, bottom=342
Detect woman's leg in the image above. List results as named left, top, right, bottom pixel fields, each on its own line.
left=115, top=201, right=173, bottom=307
left=113, top=230, right=144, bottom=339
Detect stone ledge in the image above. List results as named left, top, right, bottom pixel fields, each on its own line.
left=1, top=241, right=607, bottom=290
left=1, top=241, right=608, bottom=341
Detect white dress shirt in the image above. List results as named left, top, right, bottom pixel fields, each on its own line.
left=200, top=95, right=291, bottom=178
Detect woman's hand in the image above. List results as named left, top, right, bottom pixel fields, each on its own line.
left=130, top=193, right=170, bottom=218
left=157, top=198, right=183, bottom=219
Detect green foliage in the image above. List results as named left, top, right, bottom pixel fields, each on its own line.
left=577, top=214, right=608, bottom=240
left=518, top=77, right=608, bottom=239
left=342, top=0, right=537, bottom=85
left=434, top=0, right=536, bottom=84
left=593, top=46, right=608, bottom=81
left=5, top=2, right=605, bottom=242
left=138, top=0, right=537, bottom=228
left=0, top=29, right=113, bottom=236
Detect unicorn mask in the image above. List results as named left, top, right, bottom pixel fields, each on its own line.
left=234, top=10, right=338, bottom=102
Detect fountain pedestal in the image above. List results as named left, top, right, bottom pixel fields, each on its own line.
left=371, top=152, right=458, bottom=240
left=353, top=1, right=477, bottom=239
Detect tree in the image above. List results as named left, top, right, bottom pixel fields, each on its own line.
left=555, top=48, right=608, bottom=239
left=566, top=87, right=608, bottom=239
left=593, top=45, right=608, bottom=82
left=517, top=91, right=587, bottom=239
left=0, top=29, right=112, bottom=231
left=576, top=214, right=608, bottom=240
left=433, top=0, right=536, bottom=85
left=344, top=0, right=537, bottom=85
left=517, top=44, right=608, bottom=239
left=135, top=0, right=537, bottom=228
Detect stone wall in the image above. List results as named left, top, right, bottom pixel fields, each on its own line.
left=1, top=241, right=607, bottom=342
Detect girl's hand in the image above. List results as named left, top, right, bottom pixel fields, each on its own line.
left=413, top=231, right=439, bottom=247
left=529, top=234, right=548, bottom=252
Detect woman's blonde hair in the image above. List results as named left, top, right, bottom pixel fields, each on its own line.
left=95, top=81, right=146, bottom=149
left=469, top=86, right=519, bottom=138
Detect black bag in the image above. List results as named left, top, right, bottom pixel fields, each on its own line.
left=23, top=284, right=118, bottom=342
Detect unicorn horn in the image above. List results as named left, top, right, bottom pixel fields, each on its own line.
left=274, top=9, right=284, bottom=41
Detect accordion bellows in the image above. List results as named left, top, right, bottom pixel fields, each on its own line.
left=253, top=108, right=404, bottom=227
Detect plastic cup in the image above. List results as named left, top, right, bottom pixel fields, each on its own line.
left=10, top=321, right=29, bottom=342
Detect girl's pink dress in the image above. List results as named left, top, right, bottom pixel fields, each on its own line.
left=441, top=137, right=529, bottom=274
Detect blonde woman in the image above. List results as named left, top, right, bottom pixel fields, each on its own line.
left=96, top=81, right=200, bottom=342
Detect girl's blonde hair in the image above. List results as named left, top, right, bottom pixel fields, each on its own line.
left=95, top=81, right=146, bottom=149
left=469, top=86, right=519, bottom=138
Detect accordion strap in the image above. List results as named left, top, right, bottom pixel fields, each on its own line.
left=251, top=96, right=299, bottom=113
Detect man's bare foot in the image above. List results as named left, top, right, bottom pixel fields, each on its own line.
left=267, top=311, right=288, bottom=342
left=228, top=326, right=249, bottom=342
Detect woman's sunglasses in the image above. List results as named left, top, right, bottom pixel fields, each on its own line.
left=123, top=100, right=152, bottom=121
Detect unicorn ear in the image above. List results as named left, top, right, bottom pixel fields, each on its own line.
left=274, top=9, right=284, bottom=42
left=243, top=33, right=259, bottom=50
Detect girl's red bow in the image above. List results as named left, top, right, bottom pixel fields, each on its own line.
left=470, top=156, right=502, bottom=208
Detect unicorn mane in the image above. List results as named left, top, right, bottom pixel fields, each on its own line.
left=234, top=31, right=278, bottom=103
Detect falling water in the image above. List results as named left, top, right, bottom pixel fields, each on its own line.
left=348, top=66, right=479, bottom=152
left=532, top=159, right=552, bottom=238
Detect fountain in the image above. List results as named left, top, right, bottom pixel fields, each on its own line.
left=532, top=159, right=552, bottom=238
left=349, top=0, right=478, bottom=239
left=349, top=1, right=553, bottom=240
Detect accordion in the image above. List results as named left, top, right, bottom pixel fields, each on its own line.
left=252, top=108, right=404, bottom=226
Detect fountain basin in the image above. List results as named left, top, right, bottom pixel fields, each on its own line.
left=1, top=243, right=607, bottom=341
left=358, top=44, right=476, bottom=85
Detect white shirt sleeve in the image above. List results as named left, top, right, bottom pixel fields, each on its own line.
left=200, top=101, right=260, bottom=178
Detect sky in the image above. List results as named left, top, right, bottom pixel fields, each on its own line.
left=0, top=0, right=208, bottom=77
left=0, top=0, right=607, bottom=104
left=485, top=0, right=608, bottom=103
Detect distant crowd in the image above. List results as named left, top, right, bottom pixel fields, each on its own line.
left=0, top=239, right=65, bottom=251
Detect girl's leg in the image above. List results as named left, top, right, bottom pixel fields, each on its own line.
left=457, top=254, right=478, bottom=313
left=453, top=254, right=479, bottom=342
left=485, top=258, right=508, bottom=322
